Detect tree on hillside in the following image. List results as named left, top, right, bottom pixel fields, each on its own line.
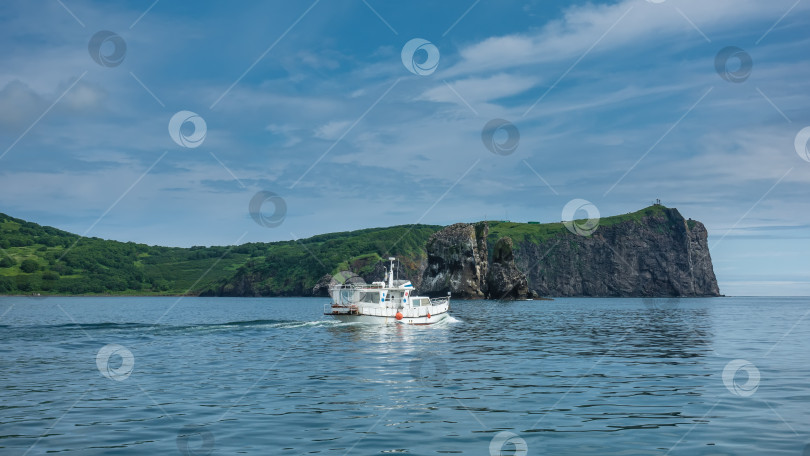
left=42, top=271, right=59, bottom=281
left=20, top=259, right=39, bottom=273
left=0, top=256, right=15, bottom=268
left=0, top=276, right=13, bottom=292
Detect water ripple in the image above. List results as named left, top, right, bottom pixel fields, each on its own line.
left=0, top=296, right=808, bottom=455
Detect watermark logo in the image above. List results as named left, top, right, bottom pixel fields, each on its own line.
left=481, top=119, right=520, bottom=156
left=168, top=111, right=207, bottom=148
left=401, top=38, right=440, bottom=76
left=410, top=352, right=448, bottom=387
left=330, top=270, right=362, bottom=286
left=794, top=126, right=810, bottom=163
left=722, top=359, right=760, bottom=397
left=249, top=191, right=287, bottom=228
left=562, top=199, right=600, bottom=237
left=88, top=31, right=126, bottom=67
left=489, top=431, right=528, bottom=456
left=176, top=425, right=215, bottom=456
left=96, top=344, right=134, bottom=381
left=331, top=270, right=365, bottom=289
left=715, top=46, right=752, bottom=83
left=330, top=270, right=365, bottom=303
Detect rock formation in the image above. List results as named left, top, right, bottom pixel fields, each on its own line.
left=486, top=237, right=532, bottom=300
left=420, top=206, right=720, bottom=298
left=420, top=222, right=490, bottom=298
left=419, top=222, right=534, bottom=299
left=517, top=207, right=719, bottom=297
left=311, top=274, right=334, bottom=297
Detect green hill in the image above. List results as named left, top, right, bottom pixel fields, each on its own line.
left=0, top=205, right=676, bottom=296
left=0, top=212, right=441, bottom=296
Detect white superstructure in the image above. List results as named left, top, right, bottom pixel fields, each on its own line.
left=324, top=257, right=450, bottom=325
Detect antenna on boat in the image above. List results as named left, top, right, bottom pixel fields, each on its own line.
left=388, top=257, right=395, bottom=288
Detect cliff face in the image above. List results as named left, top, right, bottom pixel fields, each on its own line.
left=420, top=222, right=490, bottom=298
left=421, top=206, right=720, bottom=298
left=420, top=223, right=533, bottom=299
left=486, top=237, right=532, bottom=300
left=519, top=207, right=719, bottom=297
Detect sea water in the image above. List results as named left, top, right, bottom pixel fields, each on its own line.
left=0, top=296, right=808, bottom=455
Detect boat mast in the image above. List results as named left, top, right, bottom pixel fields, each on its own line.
left=388, top=257, right=395, bottom=288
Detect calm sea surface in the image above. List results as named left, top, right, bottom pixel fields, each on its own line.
left=1, top=296, right=809, bottom=455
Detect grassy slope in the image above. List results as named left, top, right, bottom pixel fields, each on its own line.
left=203, top=224, right=441, bottom=296
left=488, top=204, right=671, bottom=246
left=0, top=212, right=441, bottom=296
left=0, top=213, right=252, bottom=295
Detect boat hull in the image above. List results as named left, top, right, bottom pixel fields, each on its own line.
left=330, top=311, right=449, bottom=325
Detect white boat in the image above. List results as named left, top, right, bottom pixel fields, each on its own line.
left=324, top=257, right=451, bottom=325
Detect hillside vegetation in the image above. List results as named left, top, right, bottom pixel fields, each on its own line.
left=487, top=204, right=670, bottom=245
left=0, top=205, right=678, bottom=296
left=0, top=212, right=440, bottom=296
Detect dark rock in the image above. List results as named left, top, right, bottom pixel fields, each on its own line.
left=421, top=207, right=720, bottom=299
left=420, top=226, right=530, bottom=300
left=311, top=274, right=333, bottom=297
left=514, top=207, right=720, bottom=297
left=486, top=237, right=530, bottom=300
left=420, top=222, right=489, bottom=298
left=359, top=262, right=387, bottom=285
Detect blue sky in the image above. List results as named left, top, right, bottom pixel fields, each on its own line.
left=0, top=0, right=808, bottom=296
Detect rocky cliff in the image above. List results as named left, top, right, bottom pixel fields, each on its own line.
left=486, top=237, right=533, bottom=300
left=420, top=222, right=490, bottom=298
left=420, top=222, right=536, bottom=299
left=420, top=205, right=720, bottom=298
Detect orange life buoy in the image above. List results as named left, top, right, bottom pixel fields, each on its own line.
left=427, top=313, right=431, bottom=319
left=395, top=312, right=403, bottom=320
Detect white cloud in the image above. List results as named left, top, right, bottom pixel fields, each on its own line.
left=295, top=51, right=341, bottom=71
left=62, top=82, right=107, bottom=111
left=0, top=80, right=45, bottom=131
left=314, top=120, right=351, bottom=140
left=266, top=123, right=303, bottom=147
left=0, top=78, right=107, bottom=134
left=419, top=73, right=539, bottom=105
left=445, top=0, right=810, bottom=78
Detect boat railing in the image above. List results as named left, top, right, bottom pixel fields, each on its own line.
left=324, top=302, right=357, bottom=315
left=324, top=303, right=398, bottom=317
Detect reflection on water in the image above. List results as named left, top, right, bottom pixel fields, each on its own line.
left=0, top=296, right=808, bottom=455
